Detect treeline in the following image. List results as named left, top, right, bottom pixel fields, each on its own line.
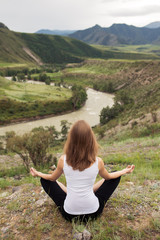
left=93, top=81, right=115, bottom=93
left=0, top=65, right=65, bottom=78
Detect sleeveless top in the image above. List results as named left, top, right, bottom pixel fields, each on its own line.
left=63, top=155, right=99, bottom=215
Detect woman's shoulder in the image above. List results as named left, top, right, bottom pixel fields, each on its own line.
left=58, top=155, right=65, bottom=168
left=97, top=157, right=104, bottom=169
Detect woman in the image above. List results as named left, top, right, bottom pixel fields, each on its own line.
left=30, top=120, right=135, bottom=222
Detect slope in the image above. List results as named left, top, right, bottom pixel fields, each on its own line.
left=0, top=27, right=38, bottom=64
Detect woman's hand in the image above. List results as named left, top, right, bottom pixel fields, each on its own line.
left=125, top=165, right=135, bottom=174
left=30, top=167, right=39, bottom=177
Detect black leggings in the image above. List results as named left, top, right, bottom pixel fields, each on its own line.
left=40, top=177, right=121, bottom=222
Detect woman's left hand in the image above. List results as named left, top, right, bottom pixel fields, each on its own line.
left=125, top=165, right=135, bottom=174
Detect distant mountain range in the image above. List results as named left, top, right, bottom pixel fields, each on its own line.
left=35, top=29, right=76, bottom=36
left=69, top=23, right=160, bottom=46
left=145, top=21, right=160, bottom=29
left=36, top=21, right=160, bottom=46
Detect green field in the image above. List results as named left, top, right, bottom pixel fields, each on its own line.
left=93, top=44, right=160, bottom=56
left=0, top=78, right=72, bottom=102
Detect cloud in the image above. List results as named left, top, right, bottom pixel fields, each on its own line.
left=108, top=5, right=160, bottom=17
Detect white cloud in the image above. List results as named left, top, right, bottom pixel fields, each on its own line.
left=0, top=0, right=160, bottom=32
left=108, top=5, right=160, bottom=17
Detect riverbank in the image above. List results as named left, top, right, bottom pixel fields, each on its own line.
left=0, top=89, right=114, bottom=136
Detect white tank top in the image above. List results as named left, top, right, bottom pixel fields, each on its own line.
left=63, top=155, right=99, bottom=215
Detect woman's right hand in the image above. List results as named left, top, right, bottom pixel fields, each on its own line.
left=30, top=167, right=39, bottom=177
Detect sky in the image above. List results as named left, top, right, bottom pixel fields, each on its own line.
left=0, top=0, right=160, bottom=33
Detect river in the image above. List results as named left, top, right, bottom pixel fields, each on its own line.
left=0, top=88, right=114, bottom=136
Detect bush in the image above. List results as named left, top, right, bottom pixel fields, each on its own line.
left=71, top=84, right=87, bottom=109
left=115, top=90, right=134, bottom=105
left=5, top=121, right=71, bottom=171
left=100, top=102, right=124, bottom=125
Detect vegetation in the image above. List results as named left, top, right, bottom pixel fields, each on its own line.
left=60, top=59, right=160, bottom=125
left=0, top=127, right=160, bottom=239
left=1, top=25, right=160, bottom=68
left=0, top=77, right=87, bottom=125
left=5, top=121, right=70, bottom=172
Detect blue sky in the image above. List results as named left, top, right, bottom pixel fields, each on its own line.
left=0, top=0, right=160, bottom=32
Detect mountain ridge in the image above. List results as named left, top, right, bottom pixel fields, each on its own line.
left=69, top=23, right=160, bottom=46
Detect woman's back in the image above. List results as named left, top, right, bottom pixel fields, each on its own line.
left=63, top=155, right=99, bottom=215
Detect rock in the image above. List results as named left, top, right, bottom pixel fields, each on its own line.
left=50, top=164, right=56, bottom=171
left=0, top=192, right=9, bottom=198
left=12, top=186, right=21, bottom=193
left=13, top=175, right=22, bottom=180
left=83, top=229, right=92, bottom=240
left=35, top=197, right=47, bottom=207
left=1, top=226, right=9, bottom=234
left=73, top=229, right=92, bottom=240
left=73, top=232, right=83, bottom=240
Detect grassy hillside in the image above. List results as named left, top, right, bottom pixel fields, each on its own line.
left=51, top=59, right=160, bottom=125
left=0, top=24, right=160, bottom=68
left=0, top=132, right=159, bottom=239
left=0, top=28, right=36, bottom=64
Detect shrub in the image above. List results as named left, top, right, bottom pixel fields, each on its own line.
left=71, top=84, right=87, bottom=109
left=100, top=102, right=124, bottom=125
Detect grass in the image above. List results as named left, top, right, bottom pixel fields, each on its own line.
left=0, top=77, right=72, bottom=102
left=0, top=63, right=29, bottom=69
left=93, top=44, right=160, bottom=58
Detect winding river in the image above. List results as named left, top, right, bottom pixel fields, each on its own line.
left=0, top=88, right=114, bottom=136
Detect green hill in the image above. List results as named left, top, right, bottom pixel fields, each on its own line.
left=0, top=28, right=37, bottom=64
left=0, top=23, right=160, bottom=67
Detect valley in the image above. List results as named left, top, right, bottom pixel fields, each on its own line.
left=0, top=22, right=160, bottom=240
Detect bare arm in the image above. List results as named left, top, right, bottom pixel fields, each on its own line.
left=98, top=158, right=135, bottom=180
left=30, top=156, right=64, bottom=181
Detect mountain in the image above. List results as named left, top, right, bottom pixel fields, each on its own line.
left=69, top=23, right=160, bottom=45
left=0, top=23, right=107, bottom=64
left=145, top=21, right=160, bottom=29
left=36, top=29, right=76, bottom=36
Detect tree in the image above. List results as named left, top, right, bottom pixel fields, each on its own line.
left=45, top=77, right=51, bottom=85
left=71, top=85, right=87, bottom=109
left=60, top=120, right=71, bottom=141
left=17, top=73, right=26, bottom=82
left=12, top=75, right=17, bottom=81
left=39, top=73, right=48, bottom=82
left=6, top=129, right=54, bottom=172
left=115, top=90, right=134, bottom=105
left=100, top=102, right=124, bottom=125
left=6, top=132, right=31, bottom=172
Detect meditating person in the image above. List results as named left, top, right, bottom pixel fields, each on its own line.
left=30, top=120, right=135, bottom=222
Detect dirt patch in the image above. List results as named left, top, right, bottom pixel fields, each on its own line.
left=23, top=47, right=43, bottom=65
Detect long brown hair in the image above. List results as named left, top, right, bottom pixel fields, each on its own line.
left=64, top=120, right=99, bottom=171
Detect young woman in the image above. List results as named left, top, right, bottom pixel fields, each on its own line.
left=30, top=120, right=135, bottom=222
